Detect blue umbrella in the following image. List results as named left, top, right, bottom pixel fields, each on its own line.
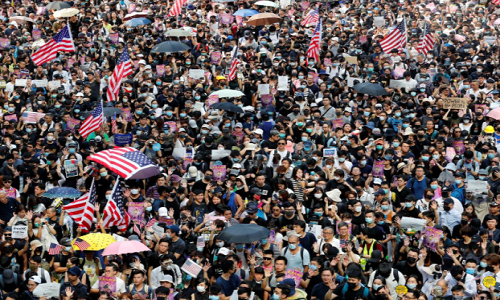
left=43, top=187, right=82, bottom=199
left=233, top=9, right=259, bottom=17
left=125, top=18, right=151, bottom=27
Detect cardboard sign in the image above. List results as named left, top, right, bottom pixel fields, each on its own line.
left=443, top=97, right=467, bottom=110
left=114, top=133, right=133, bottom=146
left=12, top=225, right=27, bottom=239
left=64, top=159, right=79, bottom=178
left=345, top=56, right=358, bottom=64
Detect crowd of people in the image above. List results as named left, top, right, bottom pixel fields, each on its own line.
left=4, top=0, right=500, bottom=300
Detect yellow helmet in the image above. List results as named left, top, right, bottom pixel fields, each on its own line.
left=485, top=125, right=495, bottom=134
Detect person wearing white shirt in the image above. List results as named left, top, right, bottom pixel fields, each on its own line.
left=150, top=255, right=182, bottom=289
left=444, top=265, right=477, bottom=297
left=91, top=264, right=126, bottom=295
left=23, top=256, right=51, bottom=283
left=267, top=140, right=291, bottom=167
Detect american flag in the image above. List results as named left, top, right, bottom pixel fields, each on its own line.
left=301, top=10, right=319, bottom=26
left=102, top=179, right=131, bottom=231
left=146, top=218, right=156, bottom=227
left=307, top=19, right=322, bottom=64
left=73, top=238, right=91, bottom=251
left=181, top=258, right=203, bottom=277
left=133, top=222, right=141, bottom=235
left=417, top=23, right=435, bottom=56
left=380, top=20, right=407, bottom=53
left=81, top=178, right=97, bottom=232
left=168, top=0, right=188, bottom=17
left=88, top=147, right=158, bottom=179
left=494, top=0, right=500, bottom=5
left=79, top=101, right=104, bottom=138
left=32, top=25, right=75, bottom=66
left=112, top=113, right=117, bottom=133
left=63, top=192, right=90, bottom=222
left=106, top=48, right=132, bottom=102
left=48, top=243, right=63, bottom=255
left=21, top=112, right=46, bottom=124
left=228, top=45, right=240, bottom=82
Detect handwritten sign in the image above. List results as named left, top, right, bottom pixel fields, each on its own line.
left=128, top=202, right=145, bottom=226
left=12, top=225, right=27, bottom=239
left=443, top=97, right=467, bottom=110
left=345, top=56, right=358, bottom=65
left=212, top=165, right=227, bottom=181
left=374, top=17, right=385, bottom=27
left=33, top=283, right=60, bottom=299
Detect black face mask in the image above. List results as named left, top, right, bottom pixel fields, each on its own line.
left=461, top=219, right=468, bottom=225
left=205, top=175, right=212, bottom=181
left=406, top=257, right=417, bottom=264
left=347, top=282, right=358, bottom=289
left=444, top=206, right=451, bottom=212
left=471, top=243, right=480, bottom=250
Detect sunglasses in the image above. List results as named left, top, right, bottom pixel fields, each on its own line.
left=278, top=143, right=286, bottom=145
left=263, top=257, right=273, bottom=260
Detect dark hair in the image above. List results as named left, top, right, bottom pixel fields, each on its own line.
left=221, top=260, right=235, bottom=273
left=275, top=256, right=288, bottom=265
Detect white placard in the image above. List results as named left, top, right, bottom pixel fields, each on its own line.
left=305, top=224, right=322, bottom=239
left=193, top=102, right=204, bottom=112
left=211, top=149, right=231, bottom=160
left=278, top=76, right=288, bottom=91
left=33, top=282, right=60, bottom=298
left=389, top=79, right=408, bottom=89
left=112, top=233, right=126, bottom=242
left=374, top=17, right=385, bottom=27
left=189, top=69, right=205, bottom=79
left=15, top=79, right=27, bottom=86
left=48, top=80, right=61, bottom=90
left=172, top=147, right=186, bottom=160
left=12, top=225, right=27, bottom=239
left=258, top=84, right=270, bottom=95
left=467, top=180, right=488, bottom=194
left=246, top=143, right=257, bottom=150
left=152, top=224, right=165, bottom=237
left=400, top=216, right=427, bottom=232
left=484, top=36, right=496, bottom=44
left=347, top=77, right=361, bottom=87
left=32, top=79, right=48, bottom=87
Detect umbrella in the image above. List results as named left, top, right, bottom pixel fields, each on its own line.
left=81, top=107, right=123, bottom=118
left=9, top=16, right=34, bottom=23
left=210, top=89, right=245, bottom=98
left=210, top=102, right=245, bottom=114
left=218, top=224, right=270, bottom=244
left=123, top=11, right=149, bottom=22
left=46, top=1, right=72, bottom=10
left=151, top=41, right=190, bottom=54
left=101, top=240, right=151, bottom=256
left=487, top=107, right=500, bottom=120
left=165, top=29, right=191, bottom=37
left=233, top=9, right=259, bottom=17
left=43, top=187, right=82, bottom=199
left=246, top=13, right=281, bottom=26
left=88, top=147, right=160, bottom=179
left=125, top=18, right=151, bottom=27
left=254, top=0, right=279, bottom=7
left=353, top=82, right=388, bottom=96
left=53, top=8, right=80, bottom=18
left=72, top=233, right=116, bottom=251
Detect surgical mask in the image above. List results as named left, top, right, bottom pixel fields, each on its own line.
left=405, top=202, right=412, bottom=208
left=364, top=112, right=370, bottom=116
left=481, top=262, right=488, bottom=268
left=422, top=156, right=429, bottom=161
left=379, top=116, right=385, bottom=121
left=297, top=122, right=304, bottom=127
left=235, top=244, right=244, bottom=250
left=489, top=153, right=496, bottom=159
left=378, top=221, right=385, bottom=225
left=47, top=136, right=54, bottom=141
left=430, top=184, right=438, bottom=190
left=197, top=286, right=206, bottom=293
left=376, top=145, right=383, bottom=150
left=355, top=206, right=362, bottom=212
left=466, top=268, right=475, bottom=275
left=146, top=207, right=152, bottom=212
left=180, top=113, right=187, bottom=118
left=314, top=194, right=322, bottom=199
left=333, top=176, right=340, bottom=181
left=407, top=283, right=417, bottom=290
left=301, top=137, right=308, bottom=142
left=455, top=179, right=462, bottom=185
left=136, top=110, right=142, bottom=115
left=152, top=104, right=158, bottom=109
left=373, top=284, right=382, bottom=290
left=216, top=242, right=224, bottom=247
left=209, top=296, right=220, bottom=300
left=365, top=217, right=373, bottom=224
left=339, top=158, right=345, bottom=162
left=195, top=96, right=201, bottom=100
left=261, top=239, right=268, bottom=244
left=131, top=189, right=139, bottom=194
left=393, top=142, right=400, bottom=147
left=360, top=160, right=367, bottom=165
left=384, top=155, right=393, bottom=160
left=101, top=172, right=107, bottom=177
left=289, top=243, right=297, bottom=250
left=272, top=293, right=279, bottom=300
left=69, top=148, right=76, bottom=154
left=306, top=128, right=313, bottom=133
left=381, top=205, right=389, bottom=210
left=166, top=111, right=173, bottom=116
left=395, top=112, right=401, bottom=117
left=432, top=155, right=439, bottom=160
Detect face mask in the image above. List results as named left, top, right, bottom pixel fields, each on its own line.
left=376, top=145, right=383, bottom=150
left=489, top=153, right=496, bottom=159
left=47, top=136, right=54, bottom=141
left=285, top=211, right=294, bottom=217
left=359, top=160, right=367, bottom=165
left=306, top=128, right=313, bottom=133
left=339, top=158, right=346, bottom=163
left=407, top=283, right=417, bottom=290
left=301, top=137, right=308, bottom=142
left=136, top=111, right=142, bottom=115
left=101, top=172, right=107, bottom=177
left=197, top=286, right=206, bottom=293
left=314, top=194, right=322, bottom=199
left=466, top=268, right=475, bottom=275
left=444, top=206, right=451, bottom=212
left=393, top=142, right=400, bottom=147
left=377, top=221, right=385, bottom=225
left=405, top=202, right=412, bottom=208
left=481, top=262, right=488, bottom=268
left=69, top=148, right=76, bottom=154
left=209, top=296, right=220, bottom=300
left=333, top=176, right=340, bottom=181
left=379, top=117, right=385, bottom=121
left=365, top=217, right=373, bottom=224
left=166, top=111, right=173, bottom=116
left=131, top=189, right=139, bottom=194
left=373, top=284, right=382, bottom=290
left=381, top=205, right=389, bottom=210
left=455, top=180, right=462, bottom=185
left=216, top=242, right=224, bottom=247
left=384, top=155, right=392, bottom=160
left=355, top=206, right=362, bottom=212
left=364, top=112, right=370, bottom=116
left=289, top=243, right=297, bottom=250
left=347, top=282, right=358, bottom=289
left=297, top=122, right=304, bottom=127
left=395, top=112, right=401, bottom=117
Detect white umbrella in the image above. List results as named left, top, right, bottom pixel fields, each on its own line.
left=254, top=0, right=279, bottom=7
left=9, top=16, right=34, bottom=23
left=53, top=8, right=80, bottom=18
left=210, top=89, right=245, bottom=98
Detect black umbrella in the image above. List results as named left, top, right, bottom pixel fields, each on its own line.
left=46, top=1, right=72, bottom=10
left=151, top=41, right=190, bottom=54
left=218, top=224, right=270, bottom=244
left=353, top=82, right=388, bottom=96
left=210, top=102, right=244, bottom=113
left=81, top=107, right=124, bottom=118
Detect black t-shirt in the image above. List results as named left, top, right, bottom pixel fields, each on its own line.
left=394, top=260, right=422, bottom=282
left=399, top=207, right=421, bottom=218
left=249, top=184, right=273, bottom=200
left=362, top=225, right=386, bottom=242
left=332, top=283, right=375, bottom=300
left=261, top=140, right=278, bottom=151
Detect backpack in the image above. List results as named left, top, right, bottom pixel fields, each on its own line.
left=283, top=246, right=305, bottom=262
left=128, top=283, right=151, bottom=295
left=373, top=268, right=400, bottom=283
left=407, top=176, right=430, bottom=194
left=274, top=149, right=291, bottom=160
left=341, top=283, right=369, bottom=298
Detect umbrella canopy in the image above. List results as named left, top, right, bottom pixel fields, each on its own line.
left=353, top=82, right=388, bottom=96
left=9, top=16, right=34, bottom=23
left=46, top=1, right=72, bottom=10
left=246, top=13, right=281, bottom=26
left=123, top=12, right=149, bottom=22
left=125, top=17, right=151, bottom=27
left=43, top=187, right=82, bottom=199
left=53, top=8, right=80, bottom=18
left=210, top=89, right=245, bottom=98
left=218, top=224, right=270, bottom=244
left=233, top=9, right=259, bottom=17
left=487, top=107, right=500, bottom=120
left=254, top=0, right=279, bottom=7
left=88, top=147, right=160, bottom=179
left=151, top=41, right=190, bottom=54
left=81, top=107, right=123, bottom=118
left=101, top=240, right=151, bottom=256
left=72, top=233, right=116, bottom=251
left=210, top=102, right=244, bottom=114
left=165, top=29, right=191, bottom=37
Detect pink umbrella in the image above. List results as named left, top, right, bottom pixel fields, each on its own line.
left=487, top=107, right=500, bottom=120
left=101, top=240, right=151, bottom=256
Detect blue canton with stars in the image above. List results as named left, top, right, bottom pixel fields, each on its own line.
left=122, top=151, right=156, bottom=167
left=53, top=25, right=71, bottom=43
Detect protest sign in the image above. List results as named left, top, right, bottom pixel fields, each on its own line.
left=12, top=225, right=28, bottom=239
left=278, top=76, right=288, bottom=90
left=181, top=259, right=202, bottom=277
left=389, top=80, right=408, bottom=89
left=48, top=80, right=61, bottom=90
left=374, top=17, right=385, bottom=27
left=443, top=97, right=467, bottom=110
left=422, top=226, right=443, bottom=251
left=467, top=180, right=488, bottom=195
left=32, top=29, right=41, bottom=40
left=371, top=160, right=384, bottom=177
left=323, top=148, right=337, bottom=158
left=261, top=94, right=273, bottom=107
left=189, top=69, right=205, bottom=79
left=210, top=51, right=222, bottom=64
left=446, top=147, right=456, bottom=162
left=99, top=277, right=116, bottom=293
left=156, top=65, right=165, bottom=77
left=207, top=95, right=219, bottom=107
left=15, top=79, right=27, bottom=86
left=0, top=38, right=9, bottom=49
left=4, top=114, right=17, bottom=122
left=120, top=108, right=133, bottom=122
left=283, top=269, right=303, bottom=287
left=400, top=217, right=427, bottom=232
left=332, top=119, right=344, bottom=130
left=452, top=140, right=466, bottom=155
left=212, top=150, right=231, bottom=160
left=128, top=203, right=145, bottom=226
left=33, top=283, right=60, bottom=299
left=345, top=56, right=358, bottom=64
left=66, top=118, right=80, bottom=133
left=109, top=33, right=119, bottom=44
left=32, top=79, right=48, bottom=87
left=219, top=13, right=234, bottom=24
left=64, top=159, right=79, bottom=178
left=258, top=84, right=270, bottom=94
left=212, top=165, right=227, bottom=181
left=114, top=134, right=133, bottom=146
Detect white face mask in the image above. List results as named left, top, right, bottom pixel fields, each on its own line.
left=197, top=286, right=206, bottom=293
left=314, top=194, right=322, bottom=199
left=130, top=189, right=139, bottom=194
left=216, top=242, right=224, bottom=247
left=355, top=206, right=362, bottom=212
left=47, top=136, right=54, bottom=141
